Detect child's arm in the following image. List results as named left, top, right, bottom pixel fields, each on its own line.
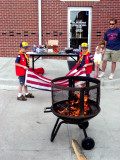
left=96, top=49, right=100, bottom=54
left=96, top=46, right=100, bottom=54
left=84, top=53, right=93, bottom=68
left=15, top=63, right=28, bottom=70
left=101, top=49, right=105, bottom=55
left=83, top=62, right=93, bottom=68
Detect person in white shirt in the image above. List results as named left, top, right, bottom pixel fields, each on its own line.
left=94, top=40, right=105, bottom=78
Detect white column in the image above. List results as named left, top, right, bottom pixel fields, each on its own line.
left=38, top=0, right=42, bottom=45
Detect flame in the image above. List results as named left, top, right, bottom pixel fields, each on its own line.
left=57, top=94, right=90, bottom=117
left=84, top=95, right=90, bottom=115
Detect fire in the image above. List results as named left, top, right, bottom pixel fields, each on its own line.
left=84, top=95, right=90, bottom=115
left=57, top=93, right=90, bottom=117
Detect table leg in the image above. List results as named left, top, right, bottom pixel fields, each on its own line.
left=32, top=56, right=34, bottom=71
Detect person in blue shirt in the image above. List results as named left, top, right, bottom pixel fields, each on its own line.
left=15, top=42, right=34, bottom=101
left=99, top=18, right=120, bottom=80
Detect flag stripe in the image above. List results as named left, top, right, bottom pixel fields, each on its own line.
left=25, top=64, right=86, bottom=91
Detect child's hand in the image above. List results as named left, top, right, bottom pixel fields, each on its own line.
left=24, top=66, right=28, bottom=70
left=102, top=50, right=105, bottom=55
left=83, top=64, right=88, bottom=68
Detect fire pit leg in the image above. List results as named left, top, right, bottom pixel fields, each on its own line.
left=78, top=124, right=88, bottom=138
left=78, top=123, right=95, bottom=150
left=51, top=118, right=65, bottom=142
left=78, top=121, right=89, bottom=130
left=82, top=126, right=88, bottom=138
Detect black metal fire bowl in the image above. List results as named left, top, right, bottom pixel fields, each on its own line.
left=51, top=100, right=100, bottom=123
left=45, top=76, right=101, bottom=150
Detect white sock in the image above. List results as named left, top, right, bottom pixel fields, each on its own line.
left=25, top=93, right=29, bottom=95
left=18, top=93, right=22, bottom=97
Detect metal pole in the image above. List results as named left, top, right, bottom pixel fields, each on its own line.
left=38, top=0, right=42, bottom=45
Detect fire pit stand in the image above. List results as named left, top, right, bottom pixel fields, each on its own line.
left=44, top=76, right=100, bottom=150
left=50, top=118, right=94, bottom=150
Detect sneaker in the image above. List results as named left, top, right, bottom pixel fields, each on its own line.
left=25, top=93, right=34, bottom=98
left=98, top=72, right=105, bottom=78
left=109, top=73, right=114, bottom=80
left=94, top=75, right=98, bottom=78
left=17, top=95, right=27, bottom=101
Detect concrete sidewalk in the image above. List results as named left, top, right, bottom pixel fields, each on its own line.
left=0, top=87, right=120, bottom=160
left=0, top=57, right=120, bottom=160
left=0, top=57, right=120, bottom=89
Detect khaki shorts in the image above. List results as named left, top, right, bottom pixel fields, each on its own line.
left=103, top=49, right=120, bottom=62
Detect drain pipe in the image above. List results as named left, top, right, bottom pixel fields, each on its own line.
left=38, top=0, right=42, bottom=45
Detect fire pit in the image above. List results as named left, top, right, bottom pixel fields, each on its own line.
left=44, top=76, right=100, bottom=150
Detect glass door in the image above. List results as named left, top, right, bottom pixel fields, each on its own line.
left=68, top=7, right=92, bottom=51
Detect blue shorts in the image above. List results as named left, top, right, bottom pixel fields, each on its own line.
left=18, top=76, right=25, bottom=85
left=86, top=74, right=90, bottom=77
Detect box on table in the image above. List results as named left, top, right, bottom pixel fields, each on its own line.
left=47, top=40, right=59, bottom=54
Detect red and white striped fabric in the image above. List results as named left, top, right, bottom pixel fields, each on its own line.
left=25, top=64, right=86, bottom=91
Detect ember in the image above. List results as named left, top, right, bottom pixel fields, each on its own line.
left=57, top=94, right=90, bottom=117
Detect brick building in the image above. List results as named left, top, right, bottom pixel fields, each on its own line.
left=0, top=0, right=120, bottom=57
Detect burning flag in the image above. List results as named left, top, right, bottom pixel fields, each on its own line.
left=25, top=64, right=86, bottom=91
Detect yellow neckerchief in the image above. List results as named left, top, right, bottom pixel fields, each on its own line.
left=78, top=51, right=89, bottom=64
left=18, top=50, right=30, bottom=67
